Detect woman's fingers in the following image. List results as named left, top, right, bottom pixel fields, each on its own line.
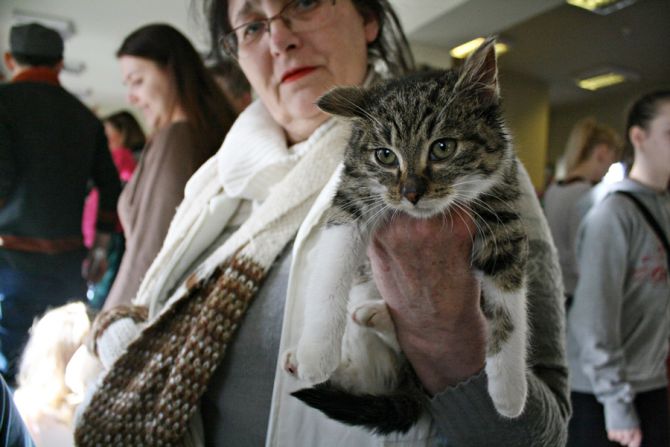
left=607, top=429, right=642, bottom=447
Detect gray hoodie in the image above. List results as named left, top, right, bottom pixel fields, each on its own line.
left=567, top=178, right=670, bottom=431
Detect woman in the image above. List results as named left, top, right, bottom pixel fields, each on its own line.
left=567, top=91, right=670, bottom=447
left=74, top=2, right=569, bottom=445
left=543, top=117, right=622, bottom=306
left=103, top=110, right=146, bottom=160
left=81, top=111, right=143, bottom=308
left=102, top=24, right=236, bottom=310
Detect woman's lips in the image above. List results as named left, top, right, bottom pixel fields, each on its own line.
left=281, top=67, right=317, bottom=83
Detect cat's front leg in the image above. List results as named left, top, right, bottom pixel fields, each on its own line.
left=481, top=278, right=528, bottom=418
left=287, top=223, right=365, bottom=384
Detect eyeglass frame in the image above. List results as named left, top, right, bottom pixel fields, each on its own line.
left=221, top=0, right=337, bottom=58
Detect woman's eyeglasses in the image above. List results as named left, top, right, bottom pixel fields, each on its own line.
left=221, top=0, right=337, bottom=58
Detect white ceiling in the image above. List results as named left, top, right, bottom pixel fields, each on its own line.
left=1, top=0, right=668, bottom=117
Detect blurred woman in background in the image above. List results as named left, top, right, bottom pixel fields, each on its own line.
left=102, top=23, right=236, bottom=310
left=103, top=110, right=146, bottom=161
left=543, top=117, right=622, bottom=306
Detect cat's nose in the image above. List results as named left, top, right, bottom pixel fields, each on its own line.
left=401, top=178, right=425, bottom=205
left=403, top=190, right=421, bottom=204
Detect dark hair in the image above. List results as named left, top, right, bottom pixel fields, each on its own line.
left=207, top=57, right=251, bottom=99
left=623, top=90, right=670, bottom=166
left=103, top=110, right=147, bottom=152
left=117, top=23, right=236, bottom=149
left=205, top=0, right=415, bottom=77
left=626, top=90, right=670, bottom=134
left=12, top=52, right=61, bottom=68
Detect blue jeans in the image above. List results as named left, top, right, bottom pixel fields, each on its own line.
left=0, top=261, right=86, bottom=385
left=0, top=375, right=34, bottom=446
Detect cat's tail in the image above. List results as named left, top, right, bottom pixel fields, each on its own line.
left=291, top=382, right=424, bottom=435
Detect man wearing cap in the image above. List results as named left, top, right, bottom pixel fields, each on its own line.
left=0, top=23, right=121, bottom=384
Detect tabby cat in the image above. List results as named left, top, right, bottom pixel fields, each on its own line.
left=283, top=37, right=529, bottom=434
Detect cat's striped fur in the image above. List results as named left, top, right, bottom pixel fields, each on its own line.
left=284, top=37, right=529, bottom=434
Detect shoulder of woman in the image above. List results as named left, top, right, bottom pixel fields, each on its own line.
left=154, top=121, right=195, bottom=143
left=583, top=191, right=638, bottom=231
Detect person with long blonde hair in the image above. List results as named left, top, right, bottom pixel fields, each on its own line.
left=544, top=117, right=623, bottom=304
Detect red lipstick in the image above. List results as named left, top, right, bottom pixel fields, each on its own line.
left=281, top=67, right=317, bottom=83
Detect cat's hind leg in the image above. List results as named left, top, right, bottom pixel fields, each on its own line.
left=481, top=278, right=528, bottom=418
left=349, top=281, right=401, bottom=354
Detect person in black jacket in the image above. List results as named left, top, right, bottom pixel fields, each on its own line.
left=0, top=23, right=121, bottom=385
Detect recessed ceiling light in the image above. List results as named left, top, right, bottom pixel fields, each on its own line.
left=449, top=37, right=509, bottom=59
left=566, top=0, right=637, bottom=15
left=575, top=68, right=637, bottom=91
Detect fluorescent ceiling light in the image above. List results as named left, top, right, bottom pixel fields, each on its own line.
left=449, top=37, right=509, bottom=59
left=576, top=70, right=631, bottom=91
left=566, top=0, right=637, bottom=15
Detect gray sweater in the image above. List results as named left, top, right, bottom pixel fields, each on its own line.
left=543, top=180, right=595, bottom=296
left=567, top=178, right=670, bottom=431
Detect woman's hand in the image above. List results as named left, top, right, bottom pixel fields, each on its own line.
left=608, top=429, right=642, bottom=447
left=367, top=209, right=486, bottom=394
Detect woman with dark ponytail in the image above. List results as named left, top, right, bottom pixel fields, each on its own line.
left=567, top=90, right=670, bottom=447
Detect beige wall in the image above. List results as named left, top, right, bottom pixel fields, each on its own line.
left=411, top=43, right=453, bottom=69
left=499, top=70, right=550, bottom=191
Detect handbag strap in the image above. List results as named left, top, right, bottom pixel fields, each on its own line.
left=614, top=190, right=670, bottom=271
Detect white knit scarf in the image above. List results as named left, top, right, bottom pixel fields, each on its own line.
left=74, top=99, right=351, bottom=446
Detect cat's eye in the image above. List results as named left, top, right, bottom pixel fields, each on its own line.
left=374, top=148, right=398, bottom=166
left=429, top=139, right=457, bottom=161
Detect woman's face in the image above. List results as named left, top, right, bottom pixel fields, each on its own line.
left=638, top=101, right=670, bottom=176
left=227, top=0, right=379, bottom=142
left=119, top=55, right=176, bottom=130
left=104, top=122, right=124, bottom=150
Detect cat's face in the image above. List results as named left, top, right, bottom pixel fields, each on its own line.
left=320, top=38, right=511, bottom=220
left=345, top=73, right=510, bottom=219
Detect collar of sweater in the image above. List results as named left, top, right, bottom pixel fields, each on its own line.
left=12, top=67, right=60, bottom=85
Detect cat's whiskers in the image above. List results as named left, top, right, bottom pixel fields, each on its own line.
left=452, top=196, right=502, bottom=262
left=338, top=194, right=383, bottom=209
left=447, top=200, right=479, bottom=246
left=476, top=190, right=519, bottom=215
left=468, top=197, right=505, bottom=227
left=339, top=95, right=385, bottom=130
left=362, top=200, right=392, bottom=232
left=438, top=206, right=457, bottom=235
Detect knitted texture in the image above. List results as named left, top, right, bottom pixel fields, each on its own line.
left=87, top=305, right=148, bottom=356
left=74, top=255, right=265, bottom=446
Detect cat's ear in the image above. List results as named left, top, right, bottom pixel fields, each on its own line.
left=317, top=86, right=368, bottom=119
left=455, top=36, right=500, bottom=105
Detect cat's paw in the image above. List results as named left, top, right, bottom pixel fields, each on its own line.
left=295, top=341, right=339, bottom=384
left=352, top=302, right=392, bottom=330
left=487, top=370, right=527, bottom=418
